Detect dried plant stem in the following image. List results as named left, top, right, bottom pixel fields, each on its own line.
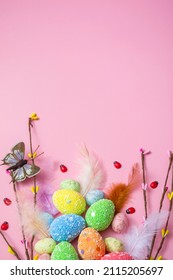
left=13, top=182, right=30, bottom=260
left=141, top=152, right=148, bottom=220
left=154, top=164, right=173, bottom=259
left=148, top=155, right=173, bottom=258
left=28, top=118, right=38, bottom=259
left=0, top=231, right=21, bottom=260
left=28, top=118, right=37, bottom=207
left=30, top=234, right=35, bottom=260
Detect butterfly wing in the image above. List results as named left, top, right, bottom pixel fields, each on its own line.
left=24, top=164, right=40, bottom=178
left=12, top=142, right=25, bottom=161
left=12, top=167, right=26, bottom=182
left=1, top=142, right=25, bottom=167
left=2, top=153, right=18, bottom=166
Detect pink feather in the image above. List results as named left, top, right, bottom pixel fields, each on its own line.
left=77, top=144, right=106, bottom=196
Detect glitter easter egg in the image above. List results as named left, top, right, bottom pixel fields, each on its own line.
left=85, top=190, right=104, bottom=206
left=52, top=189, right=86, bottom=215
left=60, top=179, right=80, bottom=192
left=40, top=212, right=54, bottom=228
left=101, top=252, right=134, bottom=260
left=85, top=199, right=115, bottom=231
left=112, top=213, right=128, bottom=233
left=78, top=228, right=105, bottom=260
left=49, top=214, right=86, bottom=242
left=104, top=237, right=124, bottom=252
left=38, top=254, right=51, bottom=260
left=51, top=241, right=78, bottom=260
left=34, top=238, right=56, bottom=254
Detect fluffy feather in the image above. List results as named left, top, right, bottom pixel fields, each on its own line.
left=17, top=191, right=50, bottom=239
left=105, top=163, right=142, bottom=213
left=123, top=211, right=169, bottom=259
left=21, top=205, right=50, bottom=239
left=38, top=192, right=58, bottom=216
left=77, top=144, right=106, bottom=196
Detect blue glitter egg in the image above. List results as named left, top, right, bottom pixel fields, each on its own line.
left=40, top=212, right=54, bottom=228
left=49, top=214, right=86, bottom=242
left=85, top=190, right=105, bottom=206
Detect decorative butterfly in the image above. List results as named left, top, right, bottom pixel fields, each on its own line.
left=1, top=142, right=40, bottom=182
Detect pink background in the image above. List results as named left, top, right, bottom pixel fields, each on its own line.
left=0, top=0, right=173, bottom=260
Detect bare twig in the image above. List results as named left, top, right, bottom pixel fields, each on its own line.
left=0, top=231, right=21, bottom=260
left=13, top=182, right=30, bottom=260
left=154, top=164, right=173, bottom=259
left=149, top=154, right=173, bottom=258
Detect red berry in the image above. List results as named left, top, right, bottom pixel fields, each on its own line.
left=1, top=221, right=9, bottom=231
left=60, top=164, right=68, bottom=173
left=114, top=161, right=122, bottom=169
left=150, top=181, right=158, bottom=189
left=3, top=198, right=12, bottom=206
left=126, top=207, right=136, bottom=214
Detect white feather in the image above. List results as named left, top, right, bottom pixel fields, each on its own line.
left=77, top=144, right=106, bottom=196
left=123, top=211, right=169, bottom=259
left=17, top=191, right=50, bottom=239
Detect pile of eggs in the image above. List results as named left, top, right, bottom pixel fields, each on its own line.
left=34, top=179, right=133, bottom=260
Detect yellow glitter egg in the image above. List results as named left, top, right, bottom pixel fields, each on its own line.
left=52, top=189, right=86, bottom=215
left=78, top=228, right=105, bottom=260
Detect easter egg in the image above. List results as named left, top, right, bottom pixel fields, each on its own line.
left=104, top=237, right=124, bottom=252
left=60, top=179, right=80, bottom=192
left=85, top=199, right=115, bottom=231
left=38, top=254, right=51, bottom=260
left=51, top=242, right=78, bottom=260
left=52, top=189, right=86, bottom=215
left=78, top=228, right=105, bottom=260
left=112, top=213, right=128, bottom=233
left=85, top=190, right=104, bottom=206
left=101, top=252, right=134, bottom=260
left=49, top=214, right=86, bottom=242
left=34, top=238, right=56, bottom=254
left=40, top=212, right=54, bottom=228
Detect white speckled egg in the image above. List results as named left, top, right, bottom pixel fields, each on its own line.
left=52, top=189, right=86, bottom=215
left=112, top=213, right=128, bottom=233
left=34, top=238, right=56, bottom=254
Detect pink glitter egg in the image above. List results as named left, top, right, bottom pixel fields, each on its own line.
left=38, top=254, right=51, bottom=260
left=101, top=252, right=134, bottom=260
left=112, top=213, right=128, bottom=233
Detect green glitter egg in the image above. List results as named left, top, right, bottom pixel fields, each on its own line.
left=104, top=237, right=124, bottom=253
left=51, top=241, right=79, bottom=260
left=85, top=199, right=115, bottom=231
left=60, top=179, right=80, bottom=192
